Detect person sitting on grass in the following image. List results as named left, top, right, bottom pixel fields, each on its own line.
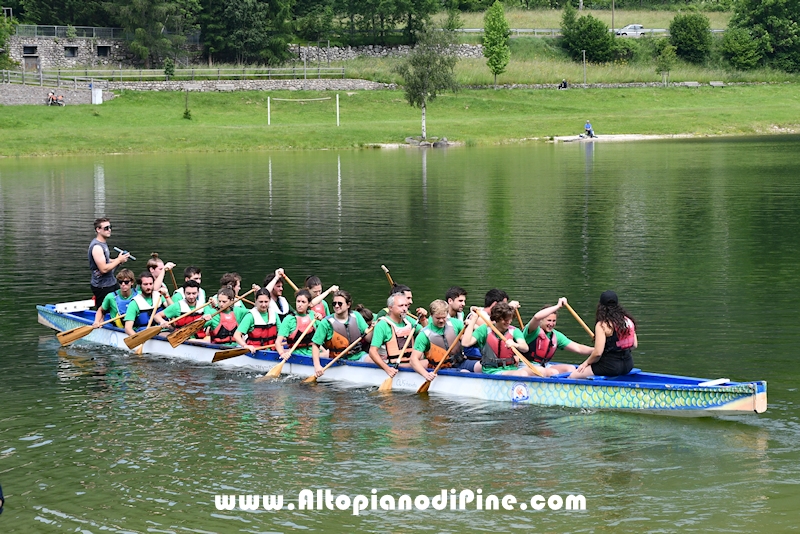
left=584, top=120, right=596, bottom=138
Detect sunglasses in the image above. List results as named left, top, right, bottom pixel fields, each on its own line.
left=119, top=280, right=133, bottom=285
left=100, top=225, right=112, bottom=231
left=333, top=301, right=347, bottom=307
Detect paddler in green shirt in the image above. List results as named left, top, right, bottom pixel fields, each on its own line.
left=311, top=290, right=371, bottom=377
left=369, top=292, right=423, bottom=379
left=374, top=284, right=428, bottom=327
left=154, top=280, right=210, bottom=339
left=410, top=299, right=480, bottom=382
left=520, top=298, right=593, bottom=377
left=205, top=287, right=250, bottom=345
left=124, top=272, right=172, bottom=336
left=462, top=302, right=530, bottom=376
left=93, top=269, right=137, bottom=328
left=171, top=266, right=207, bottom=305
left=275, top=289, right=319, bottom=358
left=233, top=289, right=279, bottom=353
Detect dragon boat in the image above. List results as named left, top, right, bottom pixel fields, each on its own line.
left=37, top=303, right=767, bottom=416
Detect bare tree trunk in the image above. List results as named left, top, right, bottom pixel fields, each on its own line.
left=421, top=100, right=427, bottom=140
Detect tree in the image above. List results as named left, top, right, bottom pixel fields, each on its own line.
left=655, top=43, right=676, bottom=85
left=561, top=8, right=615, bottom=63
left=730, top=0, right=800, bottom=72
left=19, top=0, right=114, bottom=26
left=107, top=0, right=180, bottom=67
left=721, top=27, right=762, bottom=70
left=0, top=16, right=15, bottom=69
left=483, top=0, right=509, bottom=88
left=669, top=12, right=712, bottom=64
left=394, top=26, right=459, bottom=140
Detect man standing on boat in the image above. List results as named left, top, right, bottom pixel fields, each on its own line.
left=92, top=268, right=137, bottom=328
left=521, top=298, right=593, bottom=377
left=369, top=293, right=424, bottom=378
left=123, top=272, right=171, bottom=335
left=410, top=299, right=479, bottom=382
left=88, top=218, right=129, bottom=305
left=445, top=286, right=467, bottom=321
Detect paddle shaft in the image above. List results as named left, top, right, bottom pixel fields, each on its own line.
left=168, top=268, right=179, bottom=292
left=417, top=326, right=467, bottom=393
left=279, top=318, right=316, bottom=361
left=515, top=308, right=525, bottom=329
left=378, top=322, right=415, bottom=391
left=281, top=273, right=300, bottom=292
left=475, top=309, right=545, bottom=378
left=381, top=265, right=395, bottom=286
left=212, top=343, right=275, bottom=363
left=135, top=294, right=162, bottom=354
left=564, top=302, right=595, bottom=339
left=166, top=288, right=257, bottom=347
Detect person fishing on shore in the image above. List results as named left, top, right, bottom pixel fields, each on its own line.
left=569, top=290, right=637, bottom=379
left=521, top=297, right=593, bottom=377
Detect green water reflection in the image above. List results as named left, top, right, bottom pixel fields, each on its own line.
left=0, top=137, right=798, bottom=532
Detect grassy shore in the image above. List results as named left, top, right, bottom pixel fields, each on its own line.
left=1, top=84, right=799, bottom=156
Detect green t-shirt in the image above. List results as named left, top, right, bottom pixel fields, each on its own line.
left=124, top=294, right=168, bottom=323
left=311, top=313, right=370, bottom=359
left=521, top=325, right=572, bottom=350
left=100, top=290, right=135, bottom=319
left=413, top=319, right=464, bottom=353
left=172, top=287, right=207, bottom=304
left=371, top=317, right=423, bottom=348
left=470, top=323, right=524, bottom=348
left=277, top=314, right=314, bottom=356
left=160, top=300, right=205, bottom=321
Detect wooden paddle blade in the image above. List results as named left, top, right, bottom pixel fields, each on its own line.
left=124, top=325, right=161, bottom=349
left=417, top=380, right=432, bottom=394
left=303, top=375, right=318, bottom=384
left=212, top=347, right=250, bottom=363
left=57, top=325, right=93, bottom=346
left=378, top=376, right=393, bottom=392
left=167, top=319, right=204, bottom=347
left=266, top=360, right=286, bottom=378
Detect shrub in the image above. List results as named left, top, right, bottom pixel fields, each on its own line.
left=670, top=12, right=712, bottom=64
left=163, top=58, right=175, bottom=78
left=562, top=10, right=615, bottom=63
left=721, top=27, right=762, bottom=70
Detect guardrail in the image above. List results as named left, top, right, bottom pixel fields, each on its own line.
left=2, top=66, right=347, bottom=86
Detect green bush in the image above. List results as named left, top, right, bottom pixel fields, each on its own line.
left=669, top=12, right=712, bottom=64
left=562, top=9, right=615, bottom=63
left=163, top=58, right=175, bottom=78
left=297, top=5, right=334, bottom=41
left=721, top=28, right=761, bottom=70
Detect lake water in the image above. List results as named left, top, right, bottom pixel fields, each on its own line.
left=1, top=137, right=799, bottom=532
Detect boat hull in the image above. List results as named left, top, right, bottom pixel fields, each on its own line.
left=38, top=305, right=767, bottom=416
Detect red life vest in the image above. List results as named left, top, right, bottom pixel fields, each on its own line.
left=173, top=300, right=206, bottom=339
left=210, top=311, right=239, bottom=344
left=481, top=326, right=517, bottom=369
left=247, top=308, right=278, bottom=346
left=422, top=320, right=465, bottom=368
left=615, top=318, right=636, bottom=350
left=383, top=317, right=415, bottom=364
left=531, top=328, right=557, bottom=364
left=286, top=314, right=314, bottom=348
left=323, top=313, right=363, bottom=357
left=310, top=302, right=326, bottom=318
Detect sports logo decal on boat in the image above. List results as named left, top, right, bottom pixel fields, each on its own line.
left=511, top=383, right=529, bottom=403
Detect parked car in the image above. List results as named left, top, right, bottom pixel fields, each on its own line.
left=616, top=24, right=646, bottom=37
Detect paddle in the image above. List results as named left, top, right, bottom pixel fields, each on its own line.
left=212, top=343, right=275, bottom=363
left=515, top=308, right=525, bottom=329
left=168, top=268, right=179, bottom=293
left=303, top=325, right=375, bottom=384
left=475, top=308, right=546, bottom=378
left=564, top=301, right=595, bottom=340
left=417, top=326, right=467, bottom=394
left=378, top=324, right=414, bottom=392
left=134, top=296, right=161, bottom=355
left=57, top=314, right=123, bottom=346
left=281, top=273, right=300, bottom=292
left=379, top=265, right=419, bottom=320
left=256, top=318, right=317, bottom=381
left=124, top=296, right=206, bottom=350
left=167, top=288, right=257, bottom=348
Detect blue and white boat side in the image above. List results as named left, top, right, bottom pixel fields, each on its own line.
left=37, top=304, right=767, bottom=416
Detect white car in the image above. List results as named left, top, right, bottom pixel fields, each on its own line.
left=616, top=24, right=646, bottom=37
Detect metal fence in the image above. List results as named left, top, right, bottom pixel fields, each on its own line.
left=15, top=25, right=126, bottom=39
left=2, top=66, right=346, bottom=85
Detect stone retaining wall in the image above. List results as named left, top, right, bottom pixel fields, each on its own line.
left=292, top=44, right=484, bottom=62
left=95, top=78, right=393, bottom=92
left=0, top=84, right=93, bottom=105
